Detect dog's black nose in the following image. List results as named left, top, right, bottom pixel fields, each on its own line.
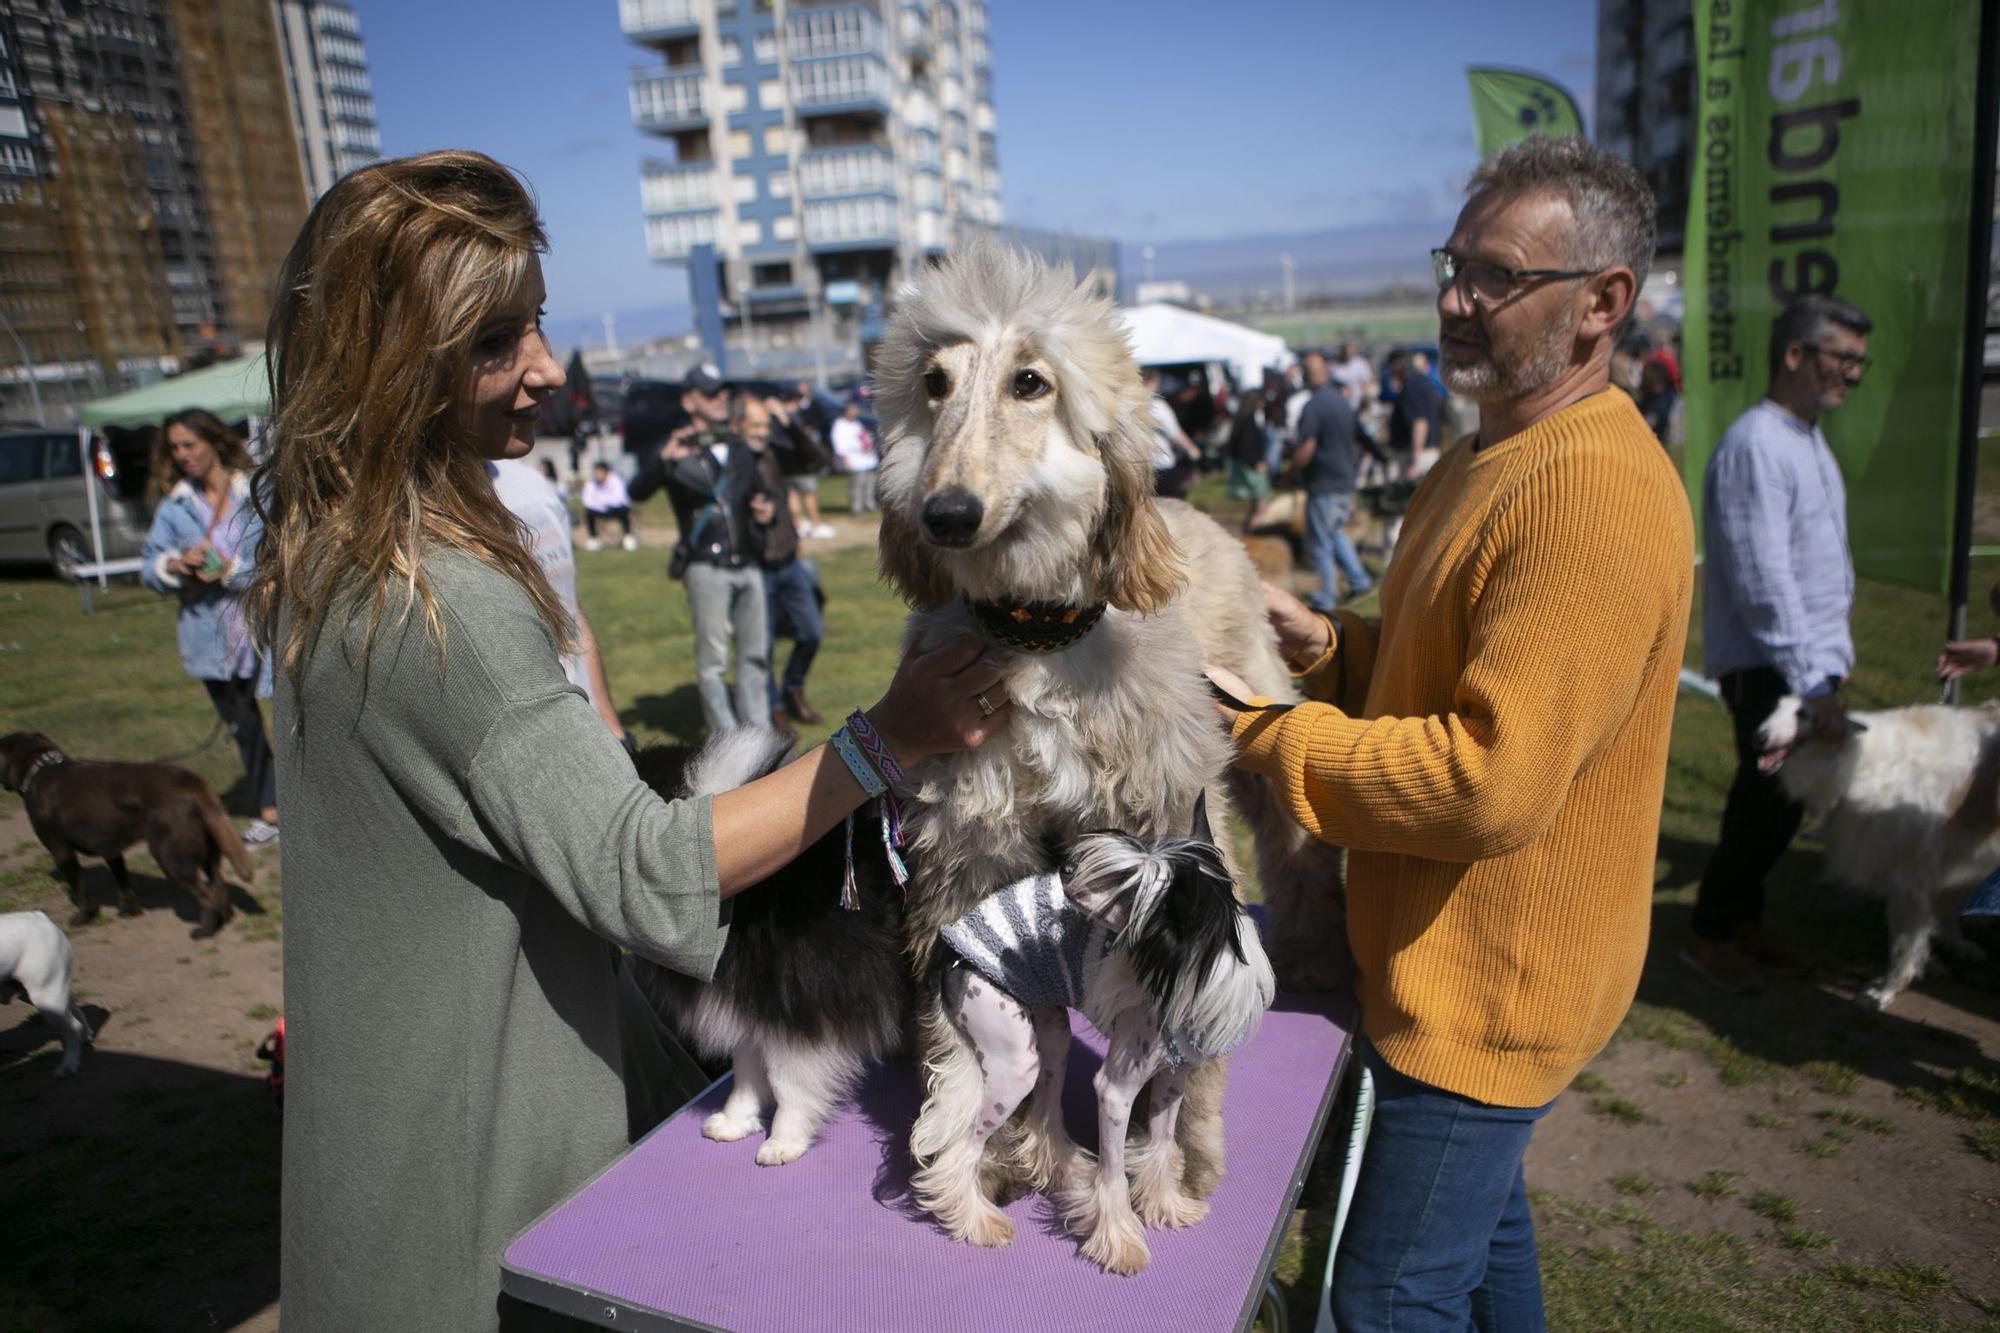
left=921, top=488, right=984, bottom=547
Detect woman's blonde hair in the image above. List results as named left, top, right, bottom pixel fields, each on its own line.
left=248, top=150, right=572, bottom=692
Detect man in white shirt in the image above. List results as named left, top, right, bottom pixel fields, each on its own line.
left=487, top=457, right=632, bottom=751
left=1332, top=340, right=1377, bottom=408
left=829, top=402, right=879, bottom=513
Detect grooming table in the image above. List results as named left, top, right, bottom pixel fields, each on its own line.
left=504, top=990, right=1357, bottom=1332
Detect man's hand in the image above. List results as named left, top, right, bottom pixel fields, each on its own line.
left=660, top=423, right=697, bottom=461
left=1204, top=663, right=1255, bottom=728
left=1263, top=581, right=1332, bottom=669
left=1938, top=637, right=2000, bottom=682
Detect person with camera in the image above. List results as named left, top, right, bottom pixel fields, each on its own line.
left=630, top=369, right=773, bottom=733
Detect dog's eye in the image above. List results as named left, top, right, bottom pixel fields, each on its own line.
left=924, top=367, right=950, bottom=399
left=1012, top=369, right=1050, bottom=400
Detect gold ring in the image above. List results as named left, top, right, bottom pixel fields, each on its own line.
left=975, top=691, right=996, bottom=717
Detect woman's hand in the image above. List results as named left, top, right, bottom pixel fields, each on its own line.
left=1263, top=580, right=1332, bottom=668
left=865, top=636, right=1010, bottom=769
left=173, top=542, right=211, bottom=579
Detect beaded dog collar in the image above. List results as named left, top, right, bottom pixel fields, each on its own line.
left=968, top=598, right=1108, bottom=654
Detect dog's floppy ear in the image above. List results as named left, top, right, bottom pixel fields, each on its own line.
left=1089, top=417, right=1184, bottom=615
left=0, top=732, right=44, bottom=792
left=878, top=497, right=956, bottom=612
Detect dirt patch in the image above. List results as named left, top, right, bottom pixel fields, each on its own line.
left=1, top=851, right=282, bottom=1332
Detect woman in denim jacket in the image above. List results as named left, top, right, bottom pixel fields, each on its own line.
left=140, top=409, right=277, bottom=844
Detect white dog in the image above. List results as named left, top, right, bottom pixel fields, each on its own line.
left=1758, top=696, right=1999, bottom=1009
left=1, top=910, right=92, bottom=1075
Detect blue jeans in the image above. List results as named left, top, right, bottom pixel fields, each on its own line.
left=1332, top=1041, right=1556, bottom=1333
left=764, top=558, right=824, bottom=708
left=1304, top=489, right=1371, bottom=611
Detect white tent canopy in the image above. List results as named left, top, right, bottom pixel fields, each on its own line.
left=1115, top=303, right=1295, bottom=389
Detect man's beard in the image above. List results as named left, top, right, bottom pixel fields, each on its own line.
left=1440, top=308, right=1576, bottom=402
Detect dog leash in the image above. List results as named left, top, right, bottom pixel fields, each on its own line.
left=149, top=715, right=231, bottom=765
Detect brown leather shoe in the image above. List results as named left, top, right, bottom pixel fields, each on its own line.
left=1679, top=933, right=1765, bottom=994
left=783, top=687, right=824, bottom=725
left=1737, top=924, right=1813, bottom=978
left=768, top=709, right=798, bottom=739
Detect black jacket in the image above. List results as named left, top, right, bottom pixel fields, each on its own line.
left=630, top=429, right=767, bottom=569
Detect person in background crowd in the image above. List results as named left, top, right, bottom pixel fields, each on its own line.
left=1225, top=389, right=1274, bottom=530
left=536, top=456, right=562, bottom=495
left=249, top=149, right=1010, bottom=1332
left=1142, top=366, right=1201, bottom=498
left=830, top=401, right=879, bottom=514
left=1333, top=338, right=1377, bottom=409
left=1637, top=358, right=1680, bottom=445
left=141, top=409, right=278, bottom=844
left=737, top=393, right=826, bottom=733
left=1687, top=293, right=1872, bottom=994
left=489, top=456, right=631, bottom=751
left=1385, top=347, right=1444, bottom=474
left=1209, top=136, right=1689, bottom=1333
left=568, top=411, right=595, bottom=475
left=789, top=380, right=837, bottom=539
left=581, top=460, right=636, bottom=552
left=1292, top=350, right=1376, bottom=610
left=630, top=368, right=773, bottom=733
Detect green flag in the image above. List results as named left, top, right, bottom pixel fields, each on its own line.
left=1466, top=68, right=1585, bottom=156
left=1682, top=0, right=1984, bottom=591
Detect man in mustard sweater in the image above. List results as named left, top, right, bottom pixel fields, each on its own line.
left=1212, top=139, right=1693, bottom=1331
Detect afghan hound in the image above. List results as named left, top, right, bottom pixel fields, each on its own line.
left=872, top=242, right=1348, bottom=1269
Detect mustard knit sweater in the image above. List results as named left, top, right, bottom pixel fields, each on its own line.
left=1235, top=389, right=1693, bottom=1107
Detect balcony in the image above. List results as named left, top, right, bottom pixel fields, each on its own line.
left=646, top=209, right=719, bottom=261
left=798, top=145, right=895, bottom=199
left=621, top=0, right=701, bottom=41
left=788, top=55, right=891, bottom=116
left=804, top=195, right=897, bottom=248
left=630, top=68, right=707, bottom=133
left=786, top=3, right=887, bottom=59
left=640, top=160, right=718, bottom=214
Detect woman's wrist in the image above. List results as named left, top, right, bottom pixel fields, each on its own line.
left=861, top=705, right=920, bottom=771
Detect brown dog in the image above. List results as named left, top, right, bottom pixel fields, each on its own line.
left=0, top=731, right=252, bottom=939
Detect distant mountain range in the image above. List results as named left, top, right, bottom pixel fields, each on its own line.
left=1128, top=218, right=1446, bottom=303
left=555, top=216, right=1445, bottom=352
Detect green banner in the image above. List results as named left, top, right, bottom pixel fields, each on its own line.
left=1466, top=68, right=1586, bottom=156
left=1683, top=0, right=1983, bottom=591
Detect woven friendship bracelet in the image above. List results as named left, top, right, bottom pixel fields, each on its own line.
left=829, top=726, right=887, bottom=799
left=843, top=710, right=906, bottom=787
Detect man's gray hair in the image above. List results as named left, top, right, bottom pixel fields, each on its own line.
left=1466, top=137, right=1657, bottom=281
left=1769, top=294, right=1871, bottom=371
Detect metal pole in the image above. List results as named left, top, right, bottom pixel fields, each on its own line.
left=0, top=307, right=47, bottom=426
left=80, top=424, right=108, bottom=588
left=1945, top=0, right=2000, bottom=704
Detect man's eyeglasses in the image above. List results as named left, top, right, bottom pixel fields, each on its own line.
left=1430, top=248, right=1599, bottom=305
left=1803, top=343, right=1870, bottom=374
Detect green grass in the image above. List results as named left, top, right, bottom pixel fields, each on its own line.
left=1802, top=1061, right=1862, bottom=1097
left=1590, top=1096, right=1654, bottom=1126
left=1746, top=1190, right=1797, bottom=1224
left=1610, top=1173, right=1658, bottom=1197
left=1747, top=1110, right=1788, bottom=1131
left=1971, top=1124, right=2000, bottom=1166
left=1797, top=1134, right=1846, bottom=1159
left=1818, top=1107, right=1897, bottom=1137
left=1652, top=1070, right=1686, bottom=1089
left=1778, top=1226, right=1835, bottom=1253
left=1571, top=1070, right=1610, bottom=1094
left=1825, top=1261, right=1954, bottom=1304
left=1685, top=1170, right=1742, bottom=1202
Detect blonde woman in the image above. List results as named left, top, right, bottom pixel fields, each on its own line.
left=249, top=151, right=1009, bottom=1331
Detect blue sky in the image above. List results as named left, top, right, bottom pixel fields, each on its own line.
left=355, top=0, right=1596, bottom=347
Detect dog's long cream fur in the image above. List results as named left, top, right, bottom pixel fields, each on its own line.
left=871, top=241, right=1348, bottom=1255
left=1760, top=696, right=2000, bottom=1009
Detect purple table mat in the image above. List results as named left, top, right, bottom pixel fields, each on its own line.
left=506, top=991, right=1354, bottom=1332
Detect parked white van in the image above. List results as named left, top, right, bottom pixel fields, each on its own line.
left=0, top=428, right=151, bottom=576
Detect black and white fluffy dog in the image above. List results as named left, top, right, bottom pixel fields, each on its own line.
left=626, top=730, right=912, bottom=1165
left=926, top=808, right=1276, bottom=1276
